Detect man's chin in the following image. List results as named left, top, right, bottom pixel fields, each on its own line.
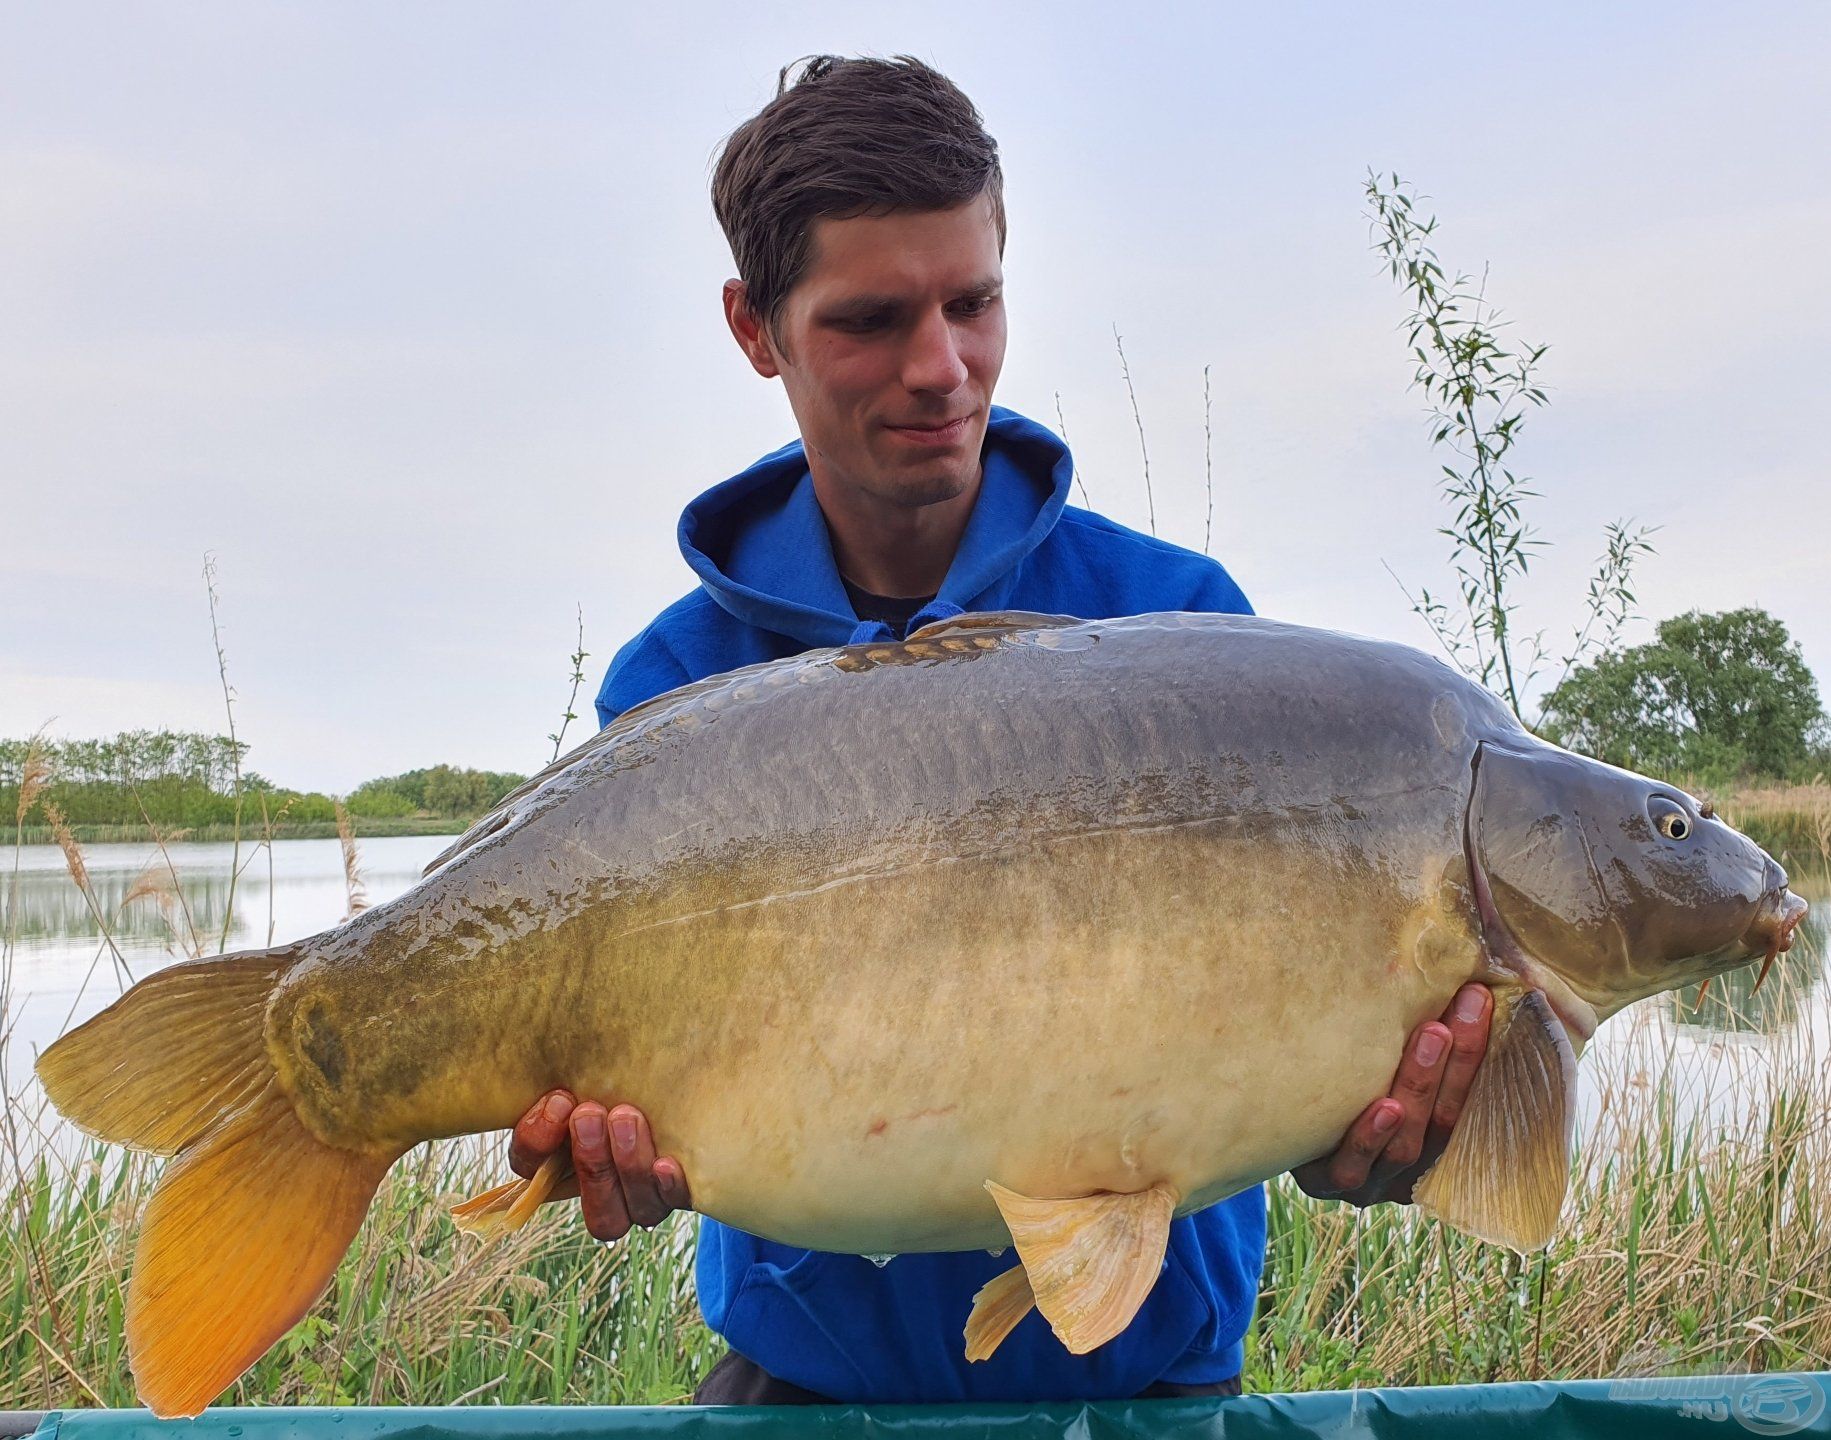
left=863, top=450, right=979, bottom=509
left=881, top=472, right=973, bottom=509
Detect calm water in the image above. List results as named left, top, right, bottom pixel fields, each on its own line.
left=1, top=838, right=1825, bottom=1146
left=1, top=836, right=451, bottom=1096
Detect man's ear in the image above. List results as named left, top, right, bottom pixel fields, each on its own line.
left=723, top=280, right=782, bottom=379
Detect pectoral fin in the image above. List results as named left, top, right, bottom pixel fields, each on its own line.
left=1411, top=987, right=1577, bottom=1251
left=963, top=1264, right=1036, bottom=1362
left=971, top=1180, right=1178, bottom=1358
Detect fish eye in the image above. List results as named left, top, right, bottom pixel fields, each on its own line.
left=1649, top=797, right=1692, bottom=841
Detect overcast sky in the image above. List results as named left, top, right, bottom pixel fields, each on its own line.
left=3, top=2, right=1826, bottom=791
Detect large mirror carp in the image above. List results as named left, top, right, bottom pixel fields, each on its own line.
left=38, top=612, right=1807, bottom=1416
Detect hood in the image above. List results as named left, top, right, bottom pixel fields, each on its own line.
left=678, top=405, right=1074, bottom=647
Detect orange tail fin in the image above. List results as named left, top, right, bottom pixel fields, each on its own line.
left=37, top=947, right=401, bottom=1417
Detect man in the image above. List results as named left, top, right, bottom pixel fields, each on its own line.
left=509, top=55, right=1492, bottom=1404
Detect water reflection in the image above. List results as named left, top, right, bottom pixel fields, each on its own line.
left=3, top=855, right=236, bottom=946
left=1, top=836, right=452, bottom=1089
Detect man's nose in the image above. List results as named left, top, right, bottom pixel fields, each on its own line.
left=901, top=308, right=969, bottom=395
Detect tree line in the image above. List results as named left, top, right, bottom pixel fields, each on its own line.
left=0, top=731, right=524, bottom=832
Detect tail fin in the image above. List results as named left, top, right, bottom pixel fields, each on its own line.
left=36, top=948, right=401, bottom=1417
left=38, top=950, right=291, bottom=1153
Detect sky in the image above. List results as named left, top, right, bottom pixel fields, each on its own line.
left=2, top=2, right=1826, bottom=792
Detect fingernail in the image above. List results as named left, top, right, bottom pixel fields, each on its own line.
left=610, top=1114, right=636, bottom=1153
left=1456, top=988, right=1487, bottom=1023
left=574, top=1111, right=605, bottom=1147
left=1417, top=1030, right=1446, bottom=1066
left=543, top=1094, right=571, bottom=1123
left=1372, top=1104, right=1400, bottom=1135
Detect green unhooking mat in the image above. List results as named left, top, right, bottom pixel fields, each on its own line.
left=10, top=1376, right=1831, bottom=1440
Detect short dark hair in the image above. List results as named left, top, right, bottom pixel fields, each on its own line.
left=711, top=55, right=1006, bottom=348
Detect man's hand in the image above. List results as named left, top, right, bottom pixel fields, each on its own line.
left=1290, top=983, right=1492, bottom=1207
left=509, top=1089, right=693, bottom=1242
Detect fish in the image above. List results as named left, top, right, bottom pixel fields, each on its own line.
left=37, top=611, right=1807, bottom=1416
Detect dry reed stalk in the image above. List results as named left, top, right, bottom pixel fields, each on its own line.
left=336, top=801, right=368, bottom=918
left=1202, top=362, right=1215, bottom=557
left=40, top=801, right=90, bottom=898
left=1113, top=325, right=1156, bottom=536
left=127, top=789, right=201, bottom=960
left=202, top=554, right=247, bottom=951
left=14, top=742, right=49, bottom=831
left=259, top=792, right=279, bottom=946
left=1052, top=391, right=1092, bottom=507
left=39, top=802, right=133, bottom=989
left=4, top=735, right=51, bottom=1013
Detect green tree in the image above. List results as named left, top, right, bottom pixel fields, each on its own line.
left=345, top=765, right=524, bottom=820
left=1541, top=607, right=1827, bottom=780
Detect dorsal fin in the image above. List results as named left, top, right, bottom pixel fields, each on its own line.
left=421, top=652, right=823, bottom=877
left=426, top=614, right=1086, bottom=878
left=904, top=611, right=1085, bottom=642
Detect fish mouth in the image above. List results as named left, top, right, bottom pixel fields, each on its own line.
left=1748, top=890, right=1809, bottom=954
left=1742, top=863, right=1807, bottom=956
left=1740, top=882, right=1808, bottom=993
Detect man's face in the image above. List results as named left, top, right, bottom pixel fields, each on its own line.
left=726, top=192, right=1006, bottom=511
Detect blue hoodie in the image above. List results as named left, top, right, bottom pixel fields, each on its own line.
left=595, top=404, right=1265, bottom=1403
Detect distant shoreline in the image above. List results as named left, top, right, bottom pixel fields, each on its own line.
left=1, top=818, right=474, bottom=846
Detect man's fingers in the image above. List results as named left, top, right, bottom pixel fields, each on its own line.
left=508, top=1090, right=576, bottom=1179
left=1429, top=984, right=1493, bottom=1135
left=571, top=1102, right=633, bottom=1242
left=654, top=1156, right=693, bottom=1212
left=609, top=1104, right=671, bottom=1228
left=1323, top=1097, right=1403, bottom=1194
left=1373, top=1021, right=1451, bottom=1175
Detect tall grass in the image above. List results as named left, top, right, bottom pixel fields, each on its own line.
left=1710, top=781, right=1831, bottom=874
left=3, top=874, right=1825, bottom=1406
left=0, top=1126, right=720, bottom=1408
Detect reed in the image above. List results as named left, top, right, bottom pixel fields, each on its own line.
left=3, top=733, right=1825, bottom=1405
left=0, top=1115, right=720, bottom=1407
left=1706, top=780, right=1831, bottom=874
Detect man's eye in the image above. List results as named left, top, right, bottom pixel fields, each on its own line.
left=954, top=296, right=995, bottom=316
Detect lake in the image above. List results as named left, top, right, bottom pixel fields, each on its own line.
left=1, top=836, right=450, bottom=1098
left=2, top=837, right=1825, bottom=1151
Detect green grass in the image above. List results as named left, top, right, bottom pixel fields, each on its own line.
left=0, top=1133, right=722, bottom=1408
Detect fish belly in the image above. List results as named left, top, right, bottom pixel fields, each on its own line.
left=637, top=824, right=1476, bottom=1253
left=276, top=815, right=1477, bottom=1255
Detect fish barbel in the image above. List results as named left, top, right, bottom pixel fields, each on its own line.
left=38, top=612, right=1806, bottom=1415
